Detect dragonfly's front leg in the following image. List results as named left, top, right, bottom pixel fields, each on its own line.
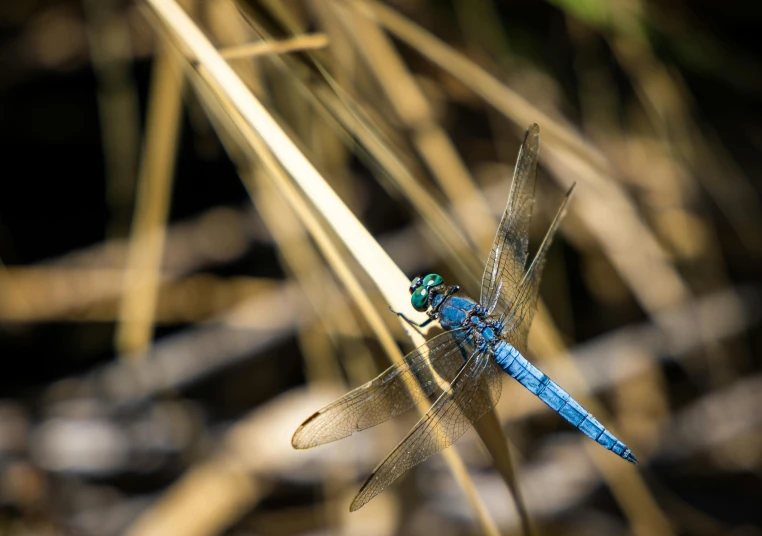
left=389, top=307, right=436, bottom=332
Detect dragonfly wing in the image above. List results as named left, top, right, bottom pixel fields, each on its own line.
left=500, top=184, right=575, bottom=354
left=292, top=329, right=468, bottom=449
left=481, top=124, right=540, bottom=317
left=349, top=349, right=503, bottom=511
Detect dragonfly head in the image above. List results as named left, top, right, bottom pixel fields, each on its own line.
left=409, top=273, right=445, bottom=312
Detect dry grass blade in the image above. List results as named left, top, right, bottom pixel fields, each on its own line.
left=187, top=59, right=403, bottom=389
left=0, top=206, right=257, bottom=322
left=313, top=86, right=482, bottom=280
left=215, top=2, right=485, bottom=286
left=245, top=168, right=368, bottom=528
left=116, top=41, right=183, bottom=356
left=600, top=0, right=762, bottom=254
left=135, top=0, right=503, bottom=533
left=143, top=0, right=410, bottom=318
left=123, top=456, right=267, bottom=536
left=213, top=26, right=485, bottom=282
left=329, top=2, right=496, bottom=254
left=219, top=33, right=329, bottom=60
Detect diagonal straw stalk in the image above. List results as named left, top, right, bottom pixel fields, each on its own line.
left=145, top=0, right=411, bottom=323
left=116, top=41, right=183, bottom=356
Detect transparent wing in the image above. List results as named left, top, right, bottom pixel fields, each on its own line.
left=481, top=124, right=540, bottom=316
left=291, top=329, right=468, bottom=449
left=349, top=348, right=503, bottom=511
left=499, top=185, right=575, bottom=354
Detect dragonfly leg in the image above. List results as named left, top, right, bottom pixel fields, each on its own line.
left=389, top=307, right=435, bottom=331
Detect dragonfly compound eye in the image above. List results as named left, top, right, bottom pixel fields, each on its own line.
left=408, top=276, right=423, bottom=294
left=422, top=273, right=443, bottom=288
left=411, top=286, right=429, bottom=311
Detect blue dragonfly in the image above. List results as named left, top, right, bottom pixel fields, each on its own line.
left=292, top=124, right=637, bottom=511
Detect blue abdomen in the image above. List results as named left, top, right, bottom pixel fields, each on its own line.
left=493, top=342, right=637, bottom=464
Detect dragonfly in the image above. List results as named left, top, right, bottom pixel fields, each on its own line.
left=292, top=124, right=637, bottom=512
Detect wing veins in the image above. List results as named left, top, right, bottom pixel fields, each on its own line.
left=481, top=124, right=540, bottom=317
left=349, top=348, right=502, bottom=511
left=291, top=328, right=468, bottom=449
left=499, top=184, right=575, bottom=353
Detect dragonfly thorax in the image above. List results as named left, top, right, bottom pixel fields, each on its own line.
left=468, top=312, right=503, bottom=350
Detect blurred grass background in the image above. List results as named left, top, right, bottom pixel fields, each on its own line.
left=1, top=0, right=761, bottom=535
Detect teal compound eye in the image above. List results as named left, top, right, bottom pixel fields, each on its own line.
left=408, top=276, right=423, bottom=294
left=411, top=286, right=429, bottom=312
left=422, top=273, right=443, bottom=288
